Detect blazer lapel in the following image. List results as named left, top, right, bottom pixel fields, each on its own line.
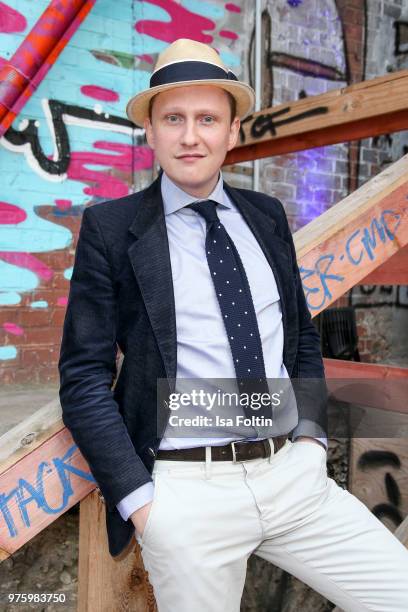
left=127, top=176, right=177, bottom=387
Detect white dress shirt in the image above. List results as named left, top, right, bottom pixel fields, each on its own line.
left=116, top=172, right=327, bottom=521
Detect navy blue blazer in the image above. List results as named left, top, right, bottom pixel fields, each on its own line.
left=58, top=174, right=328, bottom=557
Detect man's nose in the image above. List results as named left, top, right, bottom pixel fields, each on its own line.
left=181, top=118, right=199, bottom=146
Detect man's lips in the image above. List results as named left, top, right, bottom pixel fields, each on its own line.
left=176, top=153, right=205, bottom=159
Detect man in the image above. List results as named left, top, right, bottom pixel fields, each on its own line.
left=59, top=39, right=408, bottom=611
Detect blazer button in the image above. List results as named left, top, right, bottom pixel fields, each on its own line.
left=148, top=447, right=156, bottom=457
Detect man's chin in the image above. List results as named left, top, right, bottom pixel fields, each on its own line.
left=163, top=170, right=218, bottom=196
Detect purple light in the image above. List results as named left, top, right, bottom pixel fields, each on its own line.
left=287, top=0, right=303, bottom=6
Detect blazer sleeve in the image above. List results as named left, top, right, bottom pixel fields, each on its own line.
left=58, top=206, right=153, bottom=512
left=276, top=199, right=329, bottom=439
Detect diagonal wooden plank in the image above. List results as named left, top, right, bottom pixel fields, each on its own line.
left=225, top=70, right=408, bottom=163
left=359, top=243, right=408, bottom=285
left=293, top=154, right=408, bottom=315
left=0, top=427, right=94, bottom=559
left=0, top=399, right=62, bottom=472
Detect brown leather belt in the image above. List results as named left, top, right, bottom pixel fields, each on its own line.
left=156, top=435, right=288, bottom=463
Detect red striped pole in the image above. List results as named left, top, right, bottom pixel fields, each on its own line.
left=0, top=0, right=96, bottom=137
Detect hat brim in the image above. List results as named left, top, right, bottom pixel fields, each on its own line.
left=126, top=79, right=255, bottom=127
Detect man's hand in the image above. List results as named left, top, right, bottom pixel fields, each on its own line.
left=130, top=501, right=153, bottom=537
left=294, top=436, right=326, bottom=450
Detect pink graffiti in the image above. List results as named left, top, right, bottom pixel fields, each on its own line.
left=135, top=0, right=215, bottom=44
left=0, top=252, right=53, bottom=280
left=68, top=141, right=153, bottom=199
left=0, top=2, right=27, bottom=33
left=55, top=199, right=72, bottom=211
left=80, top=85, right=119, bottom=102
left=0, top=202, right=27, bottom=224
left=219, top=30, right=238, bottom=40
left=57, top=296, right=68, bottom=306
left=225, top=3, right=241, bottom=13
left=137, top=54, right=154, bottom=64
left=3, top=322, right=24, bottom=336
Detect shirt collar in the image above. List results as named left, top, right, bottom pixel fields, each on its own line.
left=161, top=171, right=233, bottom=216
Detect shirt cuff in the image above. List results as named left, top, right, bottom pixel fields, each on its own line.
left=291, top=418, right=327, bottom=441
left=291, top=433, right=328, bottom=450
left=116, top=482, right=155, bottom=522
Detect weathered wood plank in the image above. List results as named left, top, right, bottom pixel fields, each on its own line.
left=324, top=359, right=408, bottom=380
left=293, top=154, right=408, bottom=314
left=359, top=243, right=408, bottom=285
left=324, top=359, right=408, bottom=415
left=0, top=428, right=94, bottom=558
left=0, top=398, right=62, bottom=472
left=78, top=492, right=157, bottom=611
left=225, top=70, right=408, bottom=164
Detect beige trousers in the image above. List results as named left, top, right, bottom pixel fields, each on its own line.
left=135, top=439, right=408, bottom=612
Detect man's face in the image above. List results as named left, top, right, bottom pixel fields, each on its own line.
left=144, top=85, right=240, bottom=198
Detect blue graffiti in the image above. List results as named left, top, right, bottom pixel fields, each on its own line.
left=301, top=254, right=345, bottom=311
left=346, top=209, right=401, bottom=264
left=0, top=445, right=95, bottom=538
left=302, top=208, right=404, bottom=311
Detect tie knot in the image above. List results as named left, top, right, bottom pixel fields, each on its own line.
left=188, top=200, right=219, bottom=225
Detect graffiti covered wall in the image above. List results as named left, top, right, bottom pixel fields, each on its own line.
left=0, top=0, right=248, bottom=384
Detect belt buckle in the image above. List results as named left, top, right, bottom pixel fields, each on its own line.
left=231, top=441, right=245, bottom=464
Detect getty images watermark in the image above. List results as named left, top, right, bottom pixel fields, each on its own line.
left=167, top=388, right=283, bottom=428
left=156, top=376, right=408, bottom=440
left=156, top=378, right=310, bottom=439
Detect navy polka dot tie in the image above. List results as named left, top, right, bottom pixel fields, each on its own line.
left=188, top=199, right=272, bottom=417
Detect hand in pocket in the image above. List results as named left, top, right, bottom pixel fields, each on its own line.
left=131, top=501, right=153, bottom=537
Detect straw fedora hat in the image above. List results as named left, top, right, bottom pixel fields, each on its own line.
left=126, top=38, right=255, bottom=127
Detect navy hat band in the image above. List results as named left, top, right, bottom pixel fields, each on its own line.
left=150, top=61, right=238, bottom=88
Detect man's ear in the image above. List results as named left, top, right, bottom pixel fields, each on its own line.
left=144, top=117, right=155, bottom=149
left=227, top=116, right=240, bottom=151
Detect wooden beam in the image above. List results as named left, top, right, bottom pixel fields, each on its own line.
left=359, top=243, right=408, bottom=285
left=295, top=154, right=408, bottom=315
left=225, top=70, right=408, bottom=164
left=324, top=359, right=408, bottom=414
left=0, top=398, right=62, bottom=472
left=78, top=492, right=156, bottom=611
left=324, top=359, right=408, bottom=380
left=0, top=427, right=95, bottom=559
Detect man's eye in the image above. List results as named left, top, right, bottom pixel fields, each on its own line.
left=166, top=115, right=181, bottom=123
left=201, top=116, right=214, bottom=124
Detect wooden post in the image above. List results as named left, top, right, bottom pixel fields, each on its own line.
left=78, top=492, right=157, bottom=612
